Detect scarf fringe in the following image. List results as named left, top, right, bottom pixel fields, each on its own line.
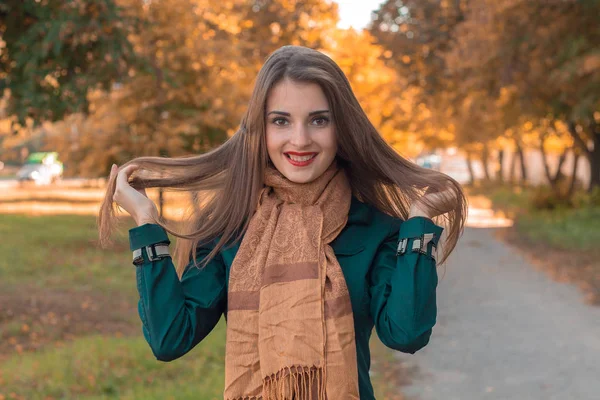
left=226, top=366, right=325, bottom=400
left=263, top=365, right=325, bottom=400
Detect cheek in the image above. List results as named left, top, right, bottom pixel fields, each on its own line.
left=322, top=128, right=337, bottom=153
left=265, top=128, right=279, bottom=154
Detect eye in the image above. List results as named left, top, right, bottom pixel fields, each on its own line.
left=312, top=116, right=330, bottom=126
left=271, top=117, right=288, bottom=126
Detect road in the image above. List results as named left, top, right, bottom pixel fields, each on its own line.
left=394, top=211, right=600, bottom=400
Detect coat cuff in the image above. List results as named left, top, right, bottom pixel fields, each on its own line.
left=396, top=217, right=444, bottom=258
left=129, top=223, right=170, bottom=251
left=398, top=217, right=444, bottom=242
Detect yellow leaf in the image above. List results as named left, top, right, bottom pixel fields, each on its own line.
left=582, top=54, right=600, bottom=75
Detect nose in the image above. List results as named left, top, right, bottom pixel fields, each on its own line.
left=289, top=124, right=312, bottom=148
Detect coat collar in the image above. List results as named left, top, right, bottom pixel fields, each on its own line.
left=347, top=195, right=371, bottom=226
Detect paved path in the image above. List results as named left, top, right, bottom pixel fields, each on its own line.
left=395, top=221, right=600, bottom=400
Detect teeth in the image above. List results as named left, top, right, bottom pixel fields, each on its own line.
left=288, top=154, right=316, bottom=162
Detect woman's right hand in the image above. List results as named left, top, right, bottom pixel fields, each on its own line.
left=110, top=164, right=159, bottom=226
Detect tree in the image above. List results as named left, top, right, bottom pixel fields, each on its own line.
left=369, top=1, right=494, bottom=157
left=369, top=0, right=467, bottom=99
left=371, top=0, right=600, bottom=190
left=460, top=0, right=600, bottom=189
left=47, top=0, right=341, bottom=177
left=323, top=29, right=426, bottom=156
left=0, top=0, right=142, bottom=126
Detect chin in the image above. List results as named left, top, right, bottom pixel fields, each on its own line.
left=281, top=168, right=319, bottom=184
left=270, top=154, right=335, bottom=184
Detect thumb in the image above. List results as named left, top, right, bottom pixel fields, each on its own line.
left=117, top=164, right=140, bottom=188
left=109, top=164, right=117, bottom=180
left=136, top=187, right=148, bottom=197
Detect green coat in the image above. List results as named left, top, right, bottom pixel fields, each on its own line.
left=129, top=196, right=444, bottom=400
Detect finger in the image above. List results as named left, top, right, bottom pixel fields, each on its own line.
left=109, top=164, right=117, bottom=180
left=116, top=164, right=140, bottom=187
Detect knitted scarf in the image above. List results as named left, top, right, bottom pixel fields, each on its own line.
left=224, top=161, right=360, bottom=400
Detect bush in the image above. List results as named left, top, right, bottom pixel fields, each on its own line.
left=572, top=186, right=600, bottom=208
left=530, top=186, right=573, bottom=210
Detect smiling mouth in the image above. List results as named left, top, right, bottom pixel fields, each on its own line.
left=283, top=152, right=318, bottom=167
left=284, top=152, right=318, bottom=162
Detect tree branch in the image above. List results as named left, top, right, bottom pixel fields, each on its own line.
left=567, top=121, right=592, bottom=158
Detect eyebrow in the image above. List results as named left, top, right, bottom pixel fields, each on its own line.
left=266, top=109, right=330, bottom=117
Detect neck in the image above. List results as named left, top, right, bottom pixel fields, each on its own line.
left=264, top=161, right=343, bottom=205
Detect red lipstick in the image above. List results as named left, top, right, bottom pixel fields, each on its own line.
left=284, top=151, right=318, bottom=167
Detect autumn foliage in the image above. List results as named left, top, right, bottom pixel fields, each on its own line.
left=1, top=0, right=599, bottom=190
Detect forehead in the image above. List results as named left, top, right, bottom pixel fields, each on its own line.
left=266, top=79, right=328, bottom=111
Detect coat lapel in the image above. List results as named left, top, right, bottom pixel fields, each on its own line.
left=331, top=196, right=371, bottom=256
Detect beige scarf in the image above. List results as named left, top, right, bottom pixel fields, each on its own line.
left=224, top=161, right=360, bottom=400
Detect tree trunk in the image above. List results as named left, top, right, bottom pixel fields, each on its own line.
left=568, top=149, right=580, bottom=197
left=553, top=147, right=568, bottom=184
left=539, top=134, right=554, bottom=187
left=496, top=149, right=504, bottom=183
left=509, top=149, right=518, bottom=184
left=466, top=153, right=475, bottom=185
left=539, top=134, right=567, bottom=191
left=566, top=120, right=599, bottom=192
left=481, top=145, right=491, bottom=181
left=590, top=131, right=600, bottom=191
left=516, top=140, right=528, bottom=183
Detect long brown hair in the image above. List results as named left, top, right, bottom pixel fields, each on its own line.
left=98, top=45, right=466, bottom=275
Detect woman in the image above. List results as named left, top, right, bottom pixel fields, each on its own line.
left=98, top=45, right=466, bottom=400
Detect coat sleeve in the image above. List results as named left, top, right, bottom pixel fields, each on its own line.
left=129, top=223, right=226, bottom=361
left=369, top=216, right=444, bottom=354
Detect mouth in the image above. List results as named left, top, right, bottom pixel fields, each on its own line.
left=284, top=152, right=318, bottom=167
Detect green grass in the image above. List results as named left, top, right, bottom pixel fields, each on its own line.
left=0, top=214, right=405, bottom=399
left=0, top=214, right=136, bottom=297
left=0, top=214, right=227, bottom=399
left=469, top=184, right=600, bottom=252
left=3, top=327, right=399, bottom=400
left=486, top=186, right=532, bottom=214
left=518, top=207, right=600, bottom=251
left=370, top=337, right=407, bottom=400
left=0, top=324, right=226, bottom=400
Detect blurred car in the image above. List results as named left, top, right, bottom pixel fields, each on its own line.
left=17, top=152, right=64, bottom=185
left=415, top=153, right=442, bottom=171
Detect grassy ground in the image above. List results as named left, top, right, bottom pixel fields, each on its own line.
left=0, top=214, right=403, bottom=399
left=0, top=214, right=227, bottom=399
left=478, top=185, right=600, bottom=251
left=370, top=339, right=410, bottom=400
left=468, top=183, right=600, bottom=304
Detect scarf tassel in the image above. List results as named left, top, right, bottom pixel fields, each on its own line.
left=226, top=366, right=325, bottom=400
left=263, top=365, right=325, bottom=400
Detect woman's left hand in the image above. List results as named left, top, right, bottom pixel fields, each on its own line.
left=409, top=188, right=456, bottom=219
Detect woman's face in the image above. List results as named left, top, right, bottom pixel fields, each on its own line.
left=265, top=78, right=337, bottom=184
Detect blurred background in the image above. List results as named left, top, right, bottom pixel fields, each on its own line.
left=0, top=1, right=599, bottom=399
